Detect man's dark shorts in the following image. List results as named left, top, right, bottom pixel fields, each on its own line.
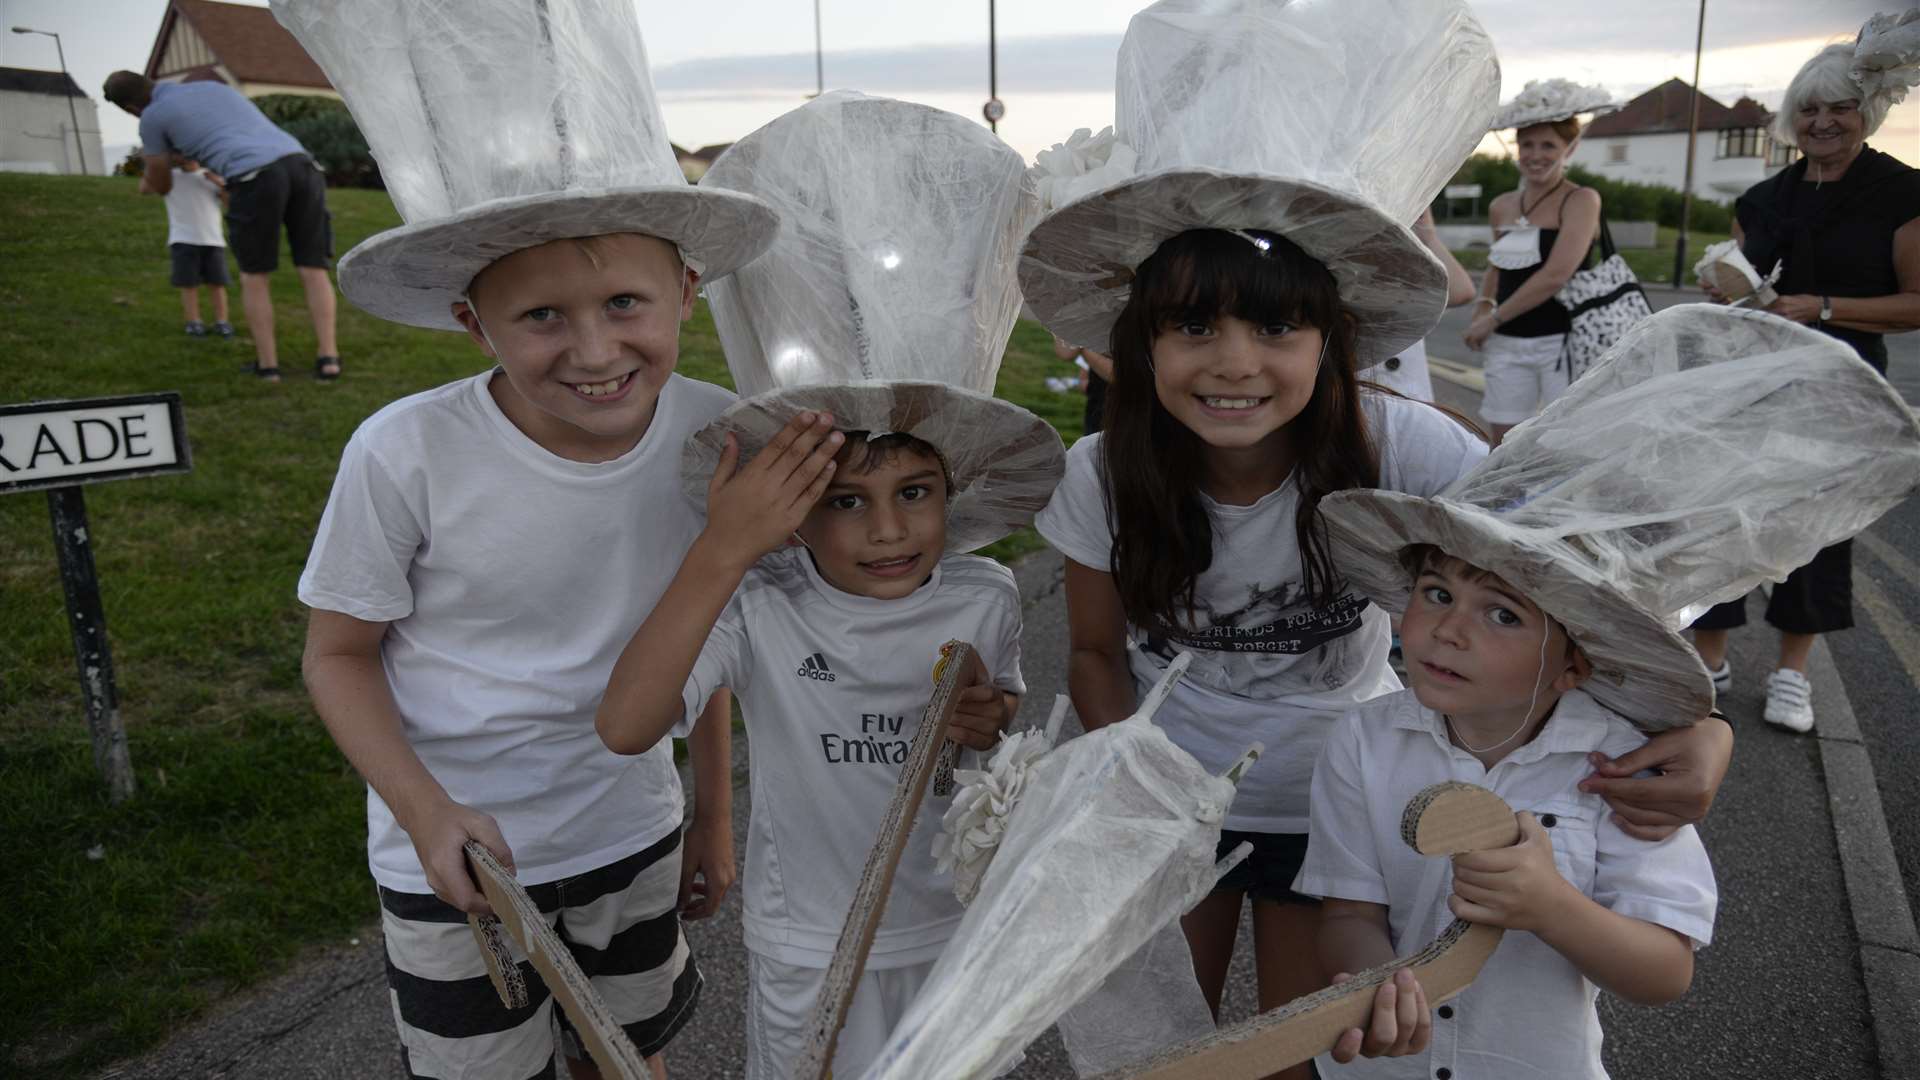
left=226, top=153, right=333, bottom=275
left=169, top=243, right=230, bottom=288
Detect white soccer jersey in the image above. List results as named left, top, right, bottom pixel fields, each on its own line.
left=682, top=548, right=1027, bottom=967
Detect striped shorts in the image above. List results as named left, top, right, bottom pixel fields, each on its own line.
left=378, top=830, right=701, bottom=1080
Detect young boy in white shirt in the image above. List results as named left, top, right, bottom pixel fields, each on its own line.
left=278, top=0, right=780, bottom=1074
left=146, top=154, right=234, bottom=338
left=1298, top=303, right=1920, bottom=1079
left=595, top=90, right=1064, bottom=1078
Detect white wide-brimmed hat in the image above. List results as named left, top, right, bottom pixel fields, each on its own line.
left=682, top=91, right=1064, bottom=554
left=1018, top=0, right=1500, bottom=365
left=1491, top=78, right=1620, bottom=132
left=272, top=0, right=778, bottom=331
left=1321, top=306, right=1920, bottom=727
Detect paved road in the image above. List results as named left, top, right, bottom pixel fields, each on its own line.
left=102, top=296, right=1918, bottom=1078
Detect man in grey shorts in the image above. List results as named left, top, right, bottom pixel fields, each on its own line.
left=105, top=71, right=342, bottom=382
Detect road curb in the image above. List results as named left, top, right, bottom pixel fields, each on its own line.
left=1806, top=637, right=1920, bottom=1077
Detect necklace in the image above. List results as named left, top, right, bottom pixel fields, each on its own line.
left=1516, top=177, right=1567, bottom=226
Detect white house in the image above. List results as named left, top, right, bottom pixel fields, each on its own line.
left=1570, top=79, right=1792, bottom=203
left=0, top=67, right=105, bottom=175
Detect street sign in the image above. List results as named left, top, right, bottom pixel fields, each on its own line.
left=4, top=392, right=193, bottom=803
left=0, top=393, right=190, bottom=493
left=982, top=97, right=1005, bottom=124
left=1443, top=183, right=1482, bottom=199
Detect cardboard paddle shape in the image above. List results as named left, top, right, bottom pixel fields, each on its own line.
left=1104, top=781, right=1522, bottom=1080
left=464, top=842, right=652, bottom=1079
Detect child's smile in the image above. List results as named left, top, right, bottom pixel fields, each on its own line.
left=796, top=446, right=949, bottom=600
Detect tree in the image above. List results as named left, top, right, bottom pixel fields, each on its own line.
left=251, top=94, right=381, bottom=189
left=116, top=146, right=144, bottom=177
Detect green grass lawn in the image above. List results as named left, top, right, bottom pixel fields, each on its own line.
left=0, top=173, right=1087, bottom=1075
left=1448, top=224, right=1731, bottom=287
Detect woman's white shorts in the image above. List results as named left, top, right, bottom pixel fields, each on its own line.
left=1479, top=332, right=1571, bottom=426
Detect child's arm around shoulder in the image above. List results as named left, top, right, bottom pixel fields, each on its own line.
left=596, top=413, right=842, bottom=755
left=304, top=608, right=510, bottom=915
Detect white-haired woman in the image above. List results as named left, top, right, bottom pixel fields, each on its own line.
left=1463, top=80, right=1616, bottom=445
left=1694, top=18, right=1920, bottom=733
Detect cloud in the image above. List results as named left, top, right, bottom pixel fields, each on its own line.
left=654, top=33, right=1118, bottom=97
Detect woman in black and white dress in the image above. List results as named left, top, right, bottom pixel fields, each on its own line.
left=1463, top=80, right=1617, bottom=445
left=1693, top=22, right=1920, bottom=733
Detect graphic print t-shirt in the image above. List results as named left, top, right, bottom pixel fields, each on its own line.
left=1035, top=391, right=1486, bottom=832
left=681, top=548, right=1026, bottom=967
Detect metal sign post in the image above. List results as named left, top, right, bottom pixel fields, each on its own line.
left=2, top=392, right=193, bottom=803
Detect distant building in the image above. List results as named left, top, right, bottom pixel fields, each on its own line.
left=1571, top=78, right=1793, bottom=203
left=143, top=0, right=337, bottom=99
left=0, top=67, right=105, bottom=175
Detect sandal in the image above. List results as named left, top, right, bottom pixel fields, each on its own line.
left=248, top=362, right=282, bottom=382
left=315, top=355, right=342, bottom=381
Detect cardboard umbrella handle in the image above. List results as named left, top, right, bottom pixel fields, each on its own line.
left=464, top=841, right=653, bottom=1080
left=795, top=639, right=975, bottom=1079
left=1106, top=781, right=1522, bottom=1080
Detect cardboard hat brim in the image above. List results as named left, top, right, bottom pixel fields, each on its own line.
left=1319, top=488, right=1712, bottom=729
left=682, top=383, right=1066, bottom=555
left=1018, top=166, right=1447, bottom=367
left=337, top=186, right=779, bottom=331
left=1492, top=100, right=1621, bottom=132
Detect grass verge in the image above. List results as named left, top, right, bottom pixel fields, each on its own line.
left=0, top=173, right=1087, bottom=1076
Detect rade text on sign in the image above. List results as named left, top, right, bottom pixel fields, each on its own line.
left=0, top=393, right=192, bottom=494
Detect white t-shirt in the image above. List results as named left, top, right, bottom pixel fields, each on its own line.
left=1034, top=391, right=1485, bottom=832
left=1298, top=688, right=1718, bottom=1080
left=164, top=168, right=225, bottom=247
left=1367, top=340, right=1434, bottom=402
left=298, top=371, right=734, bottom=893
left=681, top=547, right=1026, bottom=968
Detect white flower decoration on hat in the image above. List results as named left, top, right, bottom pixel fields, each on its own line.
left=1852, top=9, right=1920, bottom=109
left=1029, top=127, right=1140, bottom=215
left=1491, top=78, right=1620, bottom=132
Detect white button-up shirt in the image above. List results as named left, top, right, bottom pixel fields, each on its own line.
left=1296, top=688, right=1718, bottom=1080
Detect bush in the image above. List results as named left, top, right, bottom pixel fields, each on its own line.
left=117, top=145, right=145, bottom=177
left=1438, top=153, right=1734, bottom=232
left=251, top=94, right=381, bottom=189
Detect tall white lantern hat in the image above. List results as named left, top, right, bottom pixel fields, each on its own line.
left=683, top=91, right=1065, bottom=554
left=271, top=0, right=778, bottom=331
left=1018, top=0, right=1501, bottom=365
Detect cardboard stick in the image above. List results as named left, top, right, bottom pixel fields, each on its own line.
left=1104, top=783, right=1521, bottom=1080
left=464, top=841, right=652, bottom=1080
left=796, top=639, right=975, bottom=1079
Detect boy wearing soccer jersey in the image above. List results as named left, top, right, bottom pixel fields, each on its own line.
left=596, top=90, right=1064, bottom=1078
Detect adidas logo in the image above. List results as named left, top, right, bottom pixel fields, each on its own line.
left=795, top=652, right=837, bottom=682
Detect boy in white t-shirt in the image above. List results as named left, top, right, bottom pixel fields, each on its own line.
left=596, top=91, right=1064, bottom=1078
left=1300, top=305, right=1920, bottom=1078
left=146, top=155, right=234, bottom=339
left=279, top=0, right=781, bottom=1075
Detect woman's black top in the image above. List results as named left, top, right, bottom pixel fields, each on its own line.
left=1736, top=144, right=1920, bottom=373
left=1493, top=228, right=1598, bottom=339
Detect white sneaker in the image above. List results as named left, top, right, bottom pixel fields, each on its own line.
left=1706, top=660, right=1732, bottom=694
left=1763, top=668, right=1814, bottom=733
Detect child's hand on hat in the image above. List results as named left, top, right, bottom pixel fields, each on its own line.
left=1446, top=811, right=1576, bottom=933
left=702, top=411, right=843, bottom=572
left=1328, top=967, right=1431, bottom=1062
left=947, top=648, right=1014, bottom=751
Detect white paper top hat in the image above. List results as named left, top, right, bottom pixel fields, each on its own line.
left=271, top=0, right=778, bottom=331
left=682, top=91, right=1065, bottom=554
left=1018, top=0, right=1500, bottom=366
left=1321, top=306, right=1920, bottom=727
left=1491, top=78, right=1619, bottom=132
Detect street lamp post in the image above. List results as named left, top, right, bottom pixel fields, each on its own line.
left=812, top=0, right=823, bottom=98
left=983, top=0, right=1003, bottom=134
left=12, top=26, right=88, bottom=176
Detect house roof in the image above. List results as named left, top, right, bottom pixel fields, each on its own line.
left=1584, top=78, right=1774, bottom=136
left=145, top=0, right=333, bottom=90
left=0, top=66, right=85, bottom=99
left=691, top=143, right=733, bottom=162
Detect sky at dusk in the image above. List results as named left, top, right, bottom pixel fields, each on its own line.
left=4, top=0, right=1913, bottom=168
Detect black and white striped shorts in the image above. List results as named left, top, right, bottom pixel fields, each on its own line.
left=378, top=829, right=701, bottom=1079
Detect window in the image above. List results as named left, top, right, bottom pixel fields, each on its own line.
left=1767, top=138, right=1797, bottom=167
left=1718, top=128, right=1765, bottom=159
left=1607, top=142, right=1628, bottom=164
